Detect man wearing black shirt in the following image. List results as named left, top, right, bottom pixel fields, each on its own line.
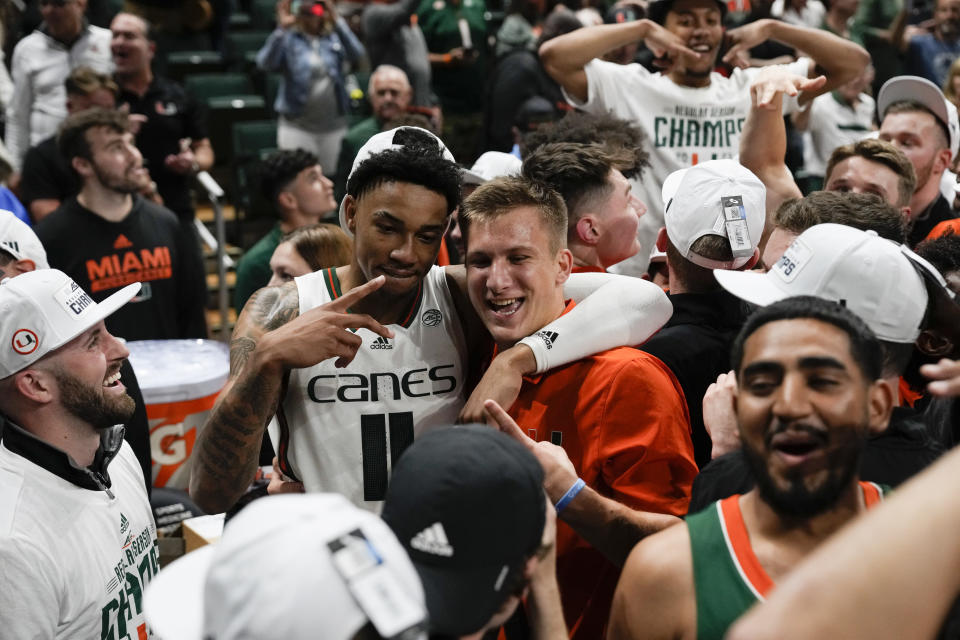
left=640, top=160, right=765, bottom=467
left=110, top=12, right=214, bottom=223
left=35, top=108, right=207, bottom=342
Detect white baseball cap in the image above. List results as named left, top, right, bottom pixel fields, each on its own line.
left=144, top=493, right=428, bottom=640
left=878, top=75, right=960, bottom=161
left=0, top=269, right=140, bottom=378
left=661, top=159, right=766, bottom=269
left=0, top=210, right=48, bottom=269
left=715, top=223, right=928, bottom=343
left=339, top=126, right=456, bottom=236
left=461, top=151, right=522, bottom=186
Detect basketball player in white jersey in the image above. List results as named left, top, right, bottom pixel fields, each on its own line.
left=191, top=127, right=673, bottom=513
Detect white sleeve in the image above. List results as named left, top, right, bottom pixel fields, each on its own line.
left=519, top=273, right=673, bottom=374
left=5, top=45, right=33, bottom=171
left=782, top=57, right=812, bottom=115
left=561, top=59, right=649, bottom=114
left=0, top=538, right=59, bottom=639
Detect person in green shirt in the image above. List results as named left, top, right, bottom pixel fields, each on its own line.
left=234, top=149, right=337, bottom=312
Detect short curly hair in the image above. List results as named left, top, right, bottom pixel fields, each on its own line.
left=346, top=128, right=461, bottom=215
left=520, top=110, right=650, bottom=180
left=259, top=148, right=321, bottom=205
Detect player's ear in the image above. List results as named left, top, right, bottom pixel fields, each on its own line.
left=866, top=378, right=895, bottom=436
left=574, top=216, right=599, bottom=245
left=656, top=227, right=668, bottom=252
left=343, top=195, right=358, bottom=234
left=72, top=156, right=93, bottom=179
left=556, top=248, right=573, bottom=285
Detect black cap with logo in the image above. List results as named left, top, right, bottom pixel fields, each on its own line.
left=381, top=425, right=546, bottom=637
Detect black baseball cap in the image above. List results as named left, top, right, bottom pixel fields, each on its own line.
left=648, top=0, right=728, bottom=24
left=381, top=426, right=546, bottom=637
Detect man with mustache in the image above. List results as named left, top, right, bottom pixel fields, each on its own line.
left=35, top=108, right=208, bottom=342
left=0, top=270, right=158, bottom=639
left=608, top=296, right=894, bottom=640
left=539, top=0, right=870, bottom=275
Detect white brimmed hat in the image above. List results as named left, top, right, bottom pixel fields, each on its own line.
left=0, top=210, right=48, bottom=269
left=461, top=151, right=522, bottom=186
left=0, top=269, right=140, bottom=378
left=339, top=126, right=456, bottom=236
left=661, top=159, right=765, bottom=270
left=144, top=493, right=428, bottom=640
left=878, top=75, right=960, bottom=161
left=715, top=223, right=928, bottom=343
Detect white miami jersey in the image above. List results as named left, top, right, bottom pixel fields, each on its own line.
left=273, top=265, right=468, bottom=511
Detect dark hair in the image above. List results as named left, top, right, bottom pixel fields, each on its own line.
left=731, top=296, right=883, bottom=381
left=536, top=8, right=583, bottom=47
left=916, top=235, right=960, bottom=278
left=522, top=142, right=633, bottom=225
left=64, top=66, right=118, bottom=98
left=346, top=128, right=461, bottom=216
left=259, top=148, right=321, bottom=207
left=0, top=247, right=15, bottom=267
left=383, top=112, right=439, bottom=135
left=883, top=100, right=951, bottom=154
left=774, top=191, right=907, bottom=242
left=521, top=111, right=650, bottom=180
left=665, top=235, right=733, bottom=292
left=648, top=0, right=726, bottom=24
left=461, top=176, right=568, bottom=254
left=57, top=107, right=130, bottom=164
left=115, top=11, right=157, bottom=43
left=282, top=223, right=353, bottom=270
left=825, top=138, right=917, bottom=207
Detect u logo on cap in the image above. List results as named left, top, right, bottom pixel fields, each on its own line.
left=12, top=329, right=38, bottom=355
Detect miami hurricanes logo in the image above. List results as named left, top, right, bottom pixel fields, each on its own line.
left=12, top=329, right=38, bottom=355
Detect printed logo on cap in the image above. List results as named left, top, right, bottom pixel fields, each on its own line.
left=773, top=238, right=813, bottom=284
left=54, top=279, right=95, bottom=317
left=12, top=329, right=38, bottom=355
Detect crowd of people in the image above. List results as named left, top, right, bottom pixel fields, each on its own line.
left=3, top=0, right=960, bottom=638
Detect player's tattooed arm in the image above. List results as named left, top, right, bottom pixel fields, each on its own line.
left=190, top=283, right=300, bottom=514
left=191, top=277, right=393, bottom=513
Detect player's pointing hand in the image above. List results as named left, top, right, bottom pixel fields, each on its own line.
left=260, top=275, right=395, bottom=370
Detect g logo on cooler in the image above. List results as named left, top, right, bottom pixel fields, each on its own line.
left=12, top=329, right=38, bottom=355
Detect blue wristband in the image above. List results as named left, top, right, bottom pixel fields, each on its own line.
left=554, top=478, right=586, bottom=514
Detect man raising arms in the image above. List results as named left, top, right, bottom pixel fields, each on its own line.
left=539, top=0, right=869, bottom=272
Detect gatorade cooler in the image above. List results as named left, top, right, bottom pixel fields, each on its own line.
left=127, top=340, right=230, bottom=489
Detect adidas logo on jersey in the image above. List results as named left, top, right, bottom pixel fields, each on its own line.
left=535, top=330, right=559, bottom=350
left=120, top=513, right=129, bottom=535
left=370, top=336, right=394, bottom=350
left=410, top=522, right=454, bottom=557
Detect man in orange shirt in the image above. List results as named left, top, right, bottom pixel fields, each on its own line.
left=461, top=176, right=697, bottom=640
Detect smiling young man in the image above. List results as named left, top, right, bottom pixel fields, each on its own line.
left=461, top=176, right=695, bottom=640
left=35, top=108, right=207, bottom=342
left=521, top=142, right=647, bottom=272
left=608, top=296, right=894, bottom=640
left=189, top=127, right=673, bottom=515
left=0, top=270, right=158, bottom=639
left=538, top=0, right=869, bottom=274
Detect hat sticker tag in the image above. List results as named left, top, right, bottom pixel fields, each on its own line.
left=329, top=529, right=428, bottom=640
left=53, top=279, right=95, bottom=317
left=773, top=237, right=812, bottom=284
left=721, top=195, right=753, bottom=258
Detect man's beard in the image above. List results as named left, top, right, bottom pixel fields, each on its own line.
left=93, top=163, right=141, bottom=195
left=742, top=426, right=864, bottom=519
left=54, top=367, right=136, bottom=430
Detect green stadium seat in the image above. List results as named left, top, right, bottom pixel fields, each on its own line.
left=205, top=95, right=269, bottom=167
left=184, top=73, right=255, bottom=102
left=166, top=51, right=226, bottom=82
left=225, top=30, right=271, bottom=69
left=250, top=0, right=277, bottom=30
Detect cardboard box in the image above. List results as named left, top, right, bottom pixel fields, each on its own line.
left=183, top=514, right=225, bottom=553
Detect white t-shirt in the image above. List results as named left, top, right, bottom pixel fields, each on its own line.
left=802, top=91, right=875, bottom=177
left=0, top=437, right=158, bottom=640
left=565, top=57, right=810, bottom=274
left=273, top=266, right=468, bottom=512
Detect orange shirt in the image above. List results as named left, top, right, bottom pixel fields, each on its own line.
left=508, top=322, right=696, bottom=639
